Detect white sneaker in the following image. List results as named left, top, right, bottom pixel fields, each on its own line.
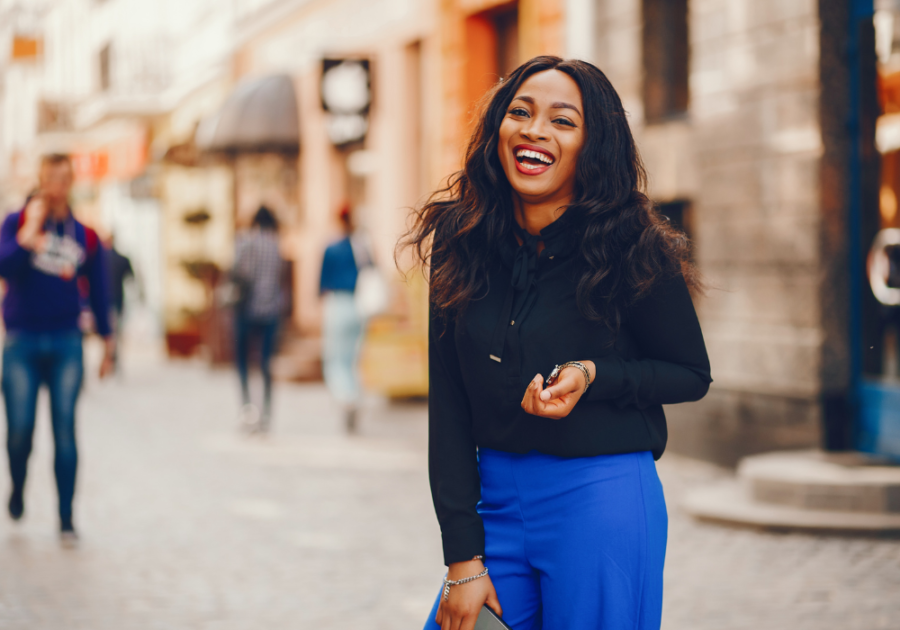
left=60, top=528, right=79, bottom=549
left=239, top=404, right=261, bottom=433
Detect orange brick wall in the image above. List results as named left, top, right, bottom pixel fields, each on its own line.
left=438, top=0, right=565, bottom=177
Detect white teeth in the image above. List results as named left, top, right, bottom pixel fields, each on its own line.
left=516, top=149, right=554, bottom=165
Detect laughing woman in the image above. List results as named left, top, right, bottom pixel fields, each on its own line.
left=403, top=57, right=711, bottom=630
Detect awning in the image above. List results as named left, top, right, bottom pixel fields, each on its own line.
left=197, top=74, right=300, bottom=153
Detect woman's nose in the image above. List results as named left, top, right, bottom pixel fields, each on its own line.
left=521, top=117, right=550, bottom=141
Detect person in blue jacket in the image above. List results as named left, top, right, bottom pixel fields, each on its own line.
left=0, top=153, right=115, bottom=545
left=319, top=205, right=365, bottom=433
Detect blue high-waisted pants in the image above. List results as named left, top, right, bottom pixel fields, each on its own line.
left=425, top=448, right=668, bottom=630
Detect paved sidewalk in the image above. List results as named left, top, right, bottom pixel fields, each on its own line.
left=0, top=351, right=897, bottom=629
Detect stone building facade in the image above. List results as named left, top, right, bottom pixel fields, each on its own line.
left=566, top=0, right=861, bottom=464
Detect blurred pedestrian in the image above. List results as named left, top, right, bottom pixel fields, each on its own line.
left=0, top=153, right=114, bottom=545
left=319, top=205, right=368, bottom=433
left=404, top=57, right=711, bottom=630
left=106, top=236, right=134, bottom=372
left=233, top=206, right=285, bottom=433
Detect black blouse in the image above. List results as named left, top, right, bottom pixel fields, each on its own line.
left=428, top=210, right=712, bottom=566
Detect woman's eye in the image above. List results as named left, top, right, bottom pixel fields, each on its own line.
left=553, top=118, right=575, bottom=127
left=509, top=108, right=529, bottom=117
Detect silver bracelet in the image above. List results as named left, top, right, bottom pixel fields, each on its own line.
left=546, top=361, right=592, bottom=394
left=442, top=566, right=489, bottom=601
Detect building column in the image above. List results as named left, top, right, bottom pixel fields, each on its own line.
left=565, top=0, right=596, bottom=61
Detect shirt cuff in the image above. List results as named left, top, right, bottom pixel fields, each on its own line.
left=584, top=356, right=626, bottom=402
left=441, top=523, right=485, bottom=566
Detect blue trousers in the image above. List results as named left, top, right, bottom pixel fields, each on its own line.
left=426, top=449, right=667, bottom=630
left=2, top=331, right=84, bottom=524
left=235, top=316, right=279, bottom=416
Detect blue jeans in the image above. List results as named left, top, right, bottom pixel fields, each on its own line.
left=425, top=449, right=668, bottom=629
left=235, top=316, right=279, bottom=417
left=3, top=331, right=84, bottom=524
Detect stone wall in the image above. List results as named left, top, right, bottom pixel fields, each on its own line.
left=593, top=0, right=828, bottom=465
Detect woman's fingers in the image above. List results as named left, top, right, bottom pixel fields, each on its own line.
left=540, top=374, right=578, bottom=402
left=528, top=374, right=544, bottom=408
left=537, top=368, right=586, bottom=417
left=520, top=374, right=543, bottom=413
left=435, top=600, right=444, bottom=625
left=459, top=612, right=478, bottom=630
left=541, top=368, right=586, bottom=401
left=522, top=371, right=586, bottom=419
left=485, top=586, right=503, bottom=618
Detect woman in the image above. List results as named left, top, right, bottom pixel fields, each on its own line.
left=319, top=205, right=366, bottom=433
left=403, top=57, right=711, bottom=629
left=234, top=206, right=285, bottom=433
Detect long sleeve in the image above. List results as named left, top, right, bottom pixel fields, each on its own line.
left=0, top=213, right=30, bottom=279
left=585, top=270, right=712, bottom=408
left=428, top=306, right=484, bottom=566
left=87, top=243, right=112, bottom=337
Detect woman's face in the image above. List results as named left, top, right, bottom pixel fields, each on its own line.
left=497, top=69, right=585, bottom=207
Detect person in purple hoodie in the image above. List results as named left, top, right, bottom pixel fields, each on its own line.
left=0, top=153, right=114, bottom=545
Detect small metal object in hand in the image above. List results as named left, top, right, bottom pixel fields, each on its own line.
left=546, top=361, right=592, bottom=394
left=442, top=566, right=490, bottom=601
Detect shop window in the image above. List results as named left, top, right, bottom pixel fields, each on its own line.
left=642, top=0, right=689, bottom=123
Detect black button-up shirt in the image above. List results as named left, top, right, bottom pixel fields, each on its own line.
left=428, top=211, right=712, bottom=565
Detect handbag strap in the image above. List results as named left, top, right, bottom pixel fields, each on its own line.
left=349, top=233, right=373, bottom=270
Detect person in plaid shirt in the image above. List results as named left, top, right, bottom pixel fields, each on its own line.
left=233, top=206, right=285, bottom=432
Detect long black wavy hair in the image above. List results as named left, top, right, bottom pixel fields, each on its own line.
left=400, top=56, right=700, bottom=331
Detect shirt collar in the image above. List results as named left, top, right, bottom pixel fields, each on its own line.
left=498, top=207, right=582, bottom=268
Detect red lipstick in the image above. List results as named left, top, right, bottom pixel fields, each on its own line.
left=512, top=144, right=555, bottom=176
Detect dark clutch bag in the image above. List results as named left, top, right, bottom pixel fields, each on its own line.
left=474, top=605, right=512, bottom=630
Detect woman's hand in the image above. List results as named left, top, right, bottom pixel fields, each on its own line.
left=435, top=559, right=502, bottom=630
left=520, top=360, right=596, bottom=419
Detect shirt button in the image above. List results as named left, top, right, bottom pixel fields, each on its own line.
left=549, top=255, right=555, bottom=260
left=510, top=320, right=515, bottom=325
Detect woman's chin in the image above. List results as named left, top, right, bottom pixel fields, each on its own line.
left=508, top=180, right=561, bottom=202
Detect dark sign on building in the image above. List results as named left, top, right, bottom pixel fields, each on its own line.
left=321, top=59, right=371, bottom=147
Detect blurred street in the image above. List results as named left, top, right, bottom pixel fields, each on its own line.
left=0, top=345, right=897, bottom=630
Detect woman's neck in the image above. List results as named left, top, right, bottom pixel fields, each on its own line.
left=512, top=195, right=571, bottom=236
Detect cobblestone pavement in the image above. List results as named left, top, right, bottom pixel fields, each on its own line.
left=0, top=349, right=898, bottom=629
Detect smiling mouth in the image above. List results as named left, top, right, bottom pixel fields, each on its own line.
left=515, top=148, right=555, bottom=170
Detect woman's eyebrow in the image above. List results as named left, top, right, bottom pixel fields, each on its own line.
left=551, top=102, right=582, bottom=116
left=512, top=95, right=582, bottom=117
